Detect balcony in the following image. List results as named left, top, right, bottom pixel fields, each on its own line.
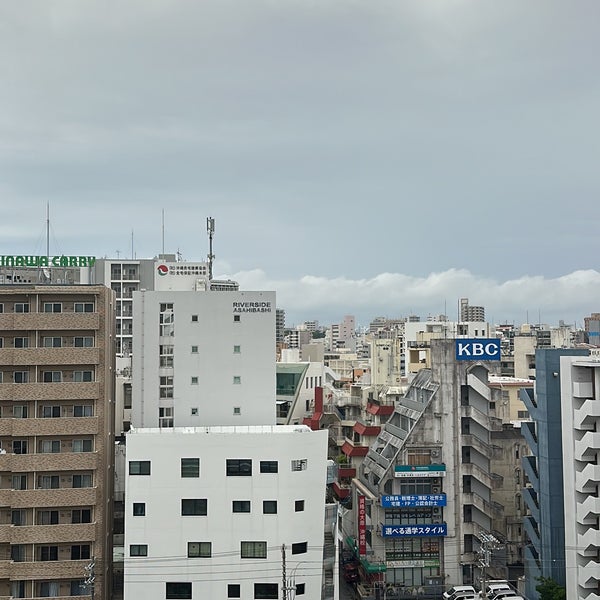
left=0, top=347, right=99, bottom=367
left=0, top=312, right=99, bottom=331
left=6, top=558, right=92, bottom=579
left=0, top=522, right=95, bottom=544
left=338, top=466, right=356, bottom=479
left=0, top=417, right=98, bottom=437
left=331, top=481, right=351, bottom=499
left=0, top=487, right=97, bottom=509
left=341, top=439, right=369, bottom=458
left=0, top=451, right=98, bottom=473
left=0, top=382, right=99, bottom=401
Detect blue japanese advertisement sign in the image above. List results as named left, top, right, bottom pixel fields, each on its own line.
left=381, top=494, right=447, bottom=508
left=455, top=339, right=501, bottom=361
left=381, top=524, right=447, bottom=537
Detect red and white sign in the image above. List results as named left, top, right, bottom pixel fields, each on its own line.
left=358, top=495, right=367, bottom=556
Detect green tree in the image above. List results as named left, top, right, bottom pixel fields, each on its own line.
left=536, top=576, right=566, bottom=600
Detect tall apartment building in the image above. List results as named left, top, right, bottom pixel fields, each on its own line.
left=0, top=285, right=115, bottom=600
left=460, top=298, right=485, bottom=323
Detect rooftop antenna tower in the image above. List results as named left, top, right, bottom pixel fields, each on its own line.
left=207, top=217, right=215, bottom=280
left=46, top=202, right=50, bottom=259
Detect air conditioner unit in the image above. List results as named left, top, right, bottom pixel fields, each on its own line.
left=431, top=478, right=440, bottom=485
left=432, top=515, right=442, bottom=524
left=430, top=448, right=440, bottom=458
left=432, top=507, right=441, bottom=515
left=432, top=487, right=440, bottom=494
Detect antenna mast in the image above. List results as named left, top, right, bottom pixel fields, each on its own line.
left=207, top=217, right=215, bottom=280
left=161, top=209, right=165, bottom=255
left=46, top=202, right=50, bottom=258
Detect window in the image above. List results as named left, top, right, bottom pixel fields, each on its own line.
left=234, top=314, right=240, bottom=322
left=254, top=583, right=278, bottom=599
left=71, top=544, right=91, bottom=560
left=233, top=407, right=241, bottom=415
left=191, top=314, right=198, bottom=322
left=40, top=440, right=61, bottom=454
left=38, top=510, right=59, bottom=525
left=130, top=544, right=148, bottom=557
left=70, top=581, right=87, bottom=596
left=227, top=584, right=241, bottom=598
left=12, top=440, right=27, bottom=454
left=159, top=406, right=174, bottom=427
left=74, top=336, right=94, bottom=347
left=71, top=509, right=92, bottom=524
left=181, top=458, right=200, bottom=478
left=74, top=302, right=94, bottom=313
left=295, top=583, right=305, bottom=595
left=226, top=459, right=252, bottom=476
left=159, top=375, right=174, bottom=398
left=40, top=546, right=58, bottom=561
left=73, top=370, right=93, bottom=382
left=13, top=405, right=28, bottom=418
left=39, top=581, right=59, bottom=597
left=73, top=405, right=93, bottom=417
left=11, top=545, right=25, bottom=562
left=191, top=345, right=198, bottom=353
left=129, top=461, right=151, bottom=475
left=233, top=345, right=241, bottom=353
left=166, top=582, right=192, bottom=599
left=14, top=303, right=29, bottom=313
left=14, top=371, right=29, bottom=383
left=263, top=500, right=277, bottom=514
left=132, top=503, right=146, bottom=516
left=12, top=474, right=27, bottom=490
left=181, top=499, right=207, bottom=516
left=160, top=344, right=174, bottom=367
left=233, top=500, right=251, bottom=513
left=38, top=475, right=60, bottom=489
left=14, top=337, right=29, bottom=348
left=43, top=371, right=62, bottom=383
left=191, top=407, right=198, bottom=416
left=292, top=542, right=308, bottom=555
left=11, top=510, right=25, bottom=526
left=42, top=337, right=62, bottom=348
left=241, top=541, right=267, bottom=559
left=0, top=338, right=2, bottom=348
left=191, top=376, right=198, bottom=385
left=72, top=474, right=92, bottom=488
left=42, top=405, right=61, bottom=418
left=233, top=376, right=241, bottom=384
left=260, top=461, right=278, bottom=473
left=159, top=304, right=174, bottom=336
left=187, top=542, right=211, bottom=558
left=72, top=439, right=93, bottom=453
left=295, top=500, right=305, bottom=512
left=43, top=303, right=62, bottom=313
left=291, top=459, right=307, bottom=471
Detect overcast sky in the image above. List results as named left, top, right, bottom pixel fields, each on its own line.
left=1, top=1, right=598, bottom=327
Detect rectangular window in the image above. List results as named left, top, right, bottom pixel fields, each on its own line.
left=291, top=459, right=308, bottom=471
left=159, top=406, right=174, bottom=428
left=181, top=498, right=207, bottom=516
left=71, top=544, right=91, bottom=560
left=166, top=582, right=192, bottom=599
left=12, top=440, right=27, bottom=454
left=187, top=541, right=211, bottom=558
left=70, top=581, right=87, bottom=596
left=74, top=302, right=94, bottom=313
left=71, top=509, right=92, bottom=524
left=132, top=503, right=146, bottom=516
left=73, top=370, right=93, bottom=382
left=234, top=314, right=240, bottom=322
left=191, top=345, right=198, bottom=353
left=159, top=375, right=174, bottom=398
left=191, top=314, right=198, bottom=322
left=233, top=407, right=241, bottom=415
left=295, top=583, right=305, bottom=595
left=160, top=344, right=174, bottom=367
left=233, top=376, right=241, bottom=384
left=130, top=544, right=148, bottom=557
left=260, top=461, right=278, bottom=473
left=43, top=371, right=62, bottom=383
left=41, top=405, right=61, bottom=418
left=228, top=584, right=241, bottom=598
left=14, top=337, right=29, bottom=348
left=292, top=542, right=308, bottom=555
left=254, top=583, right=278, bottom=599
left=263, top=500, right=277, bottom=514
left=43, top=303, right=62, bottom=313
left=40, top=440, right=61, bottom=454
left=38, top=475, right=60, bottom=489
left=191, top=376, right=198, bottom=385
left=226, top=459, right=252, bottom=476
left=13, top=405, right=28, bottom=418
left=181, top=458, right=200, bottom=478
left=295, top=500, right=305, bottom=512
left=233, top=500, right=251, bottom=513
left=241, top=541, right=267, bottom=559
left=40, top=546, right=58, bottom=561
left=37, top=510, right=59, bottom=525
left=233, top=345, right=241, bottom=353
left=13, top=371, right=28, bottom=383
left=11, top=545, right=25, bottom=562
left=74, top=336, right=94, bottom=347
left=12, top=474, right=27, bottom=490
left=72, top=439, right=93, bottom=452
left=39, top=582, right=60, bottom=597
left=42, top=337, right=62, bottom=348
left=11, top=510, right=25, bottom=526
left=72, top=474, right=92, bottom=488
left=14, top=303, right=29, bottom=313
left=129, top=460, right=151, bottom=475
left=73, top=405, right=93, bottom=417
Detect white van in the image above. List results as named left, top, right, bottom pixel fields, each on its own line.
left=484, top=581, right=511, bottom=598
left=443, top=585, right=478, bottom=600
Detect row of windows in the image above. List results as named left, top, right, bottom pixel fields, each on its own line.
left=131, top=499, right=305, bottom=516
left=131, top=540, right=308, bottom=559
left=0, top=370, right=94, bottom=384
left=3, top=404, right=93, bottom=418
left=11, top=543, right=91, bottom=562
left=129, top=458, right=308, bottom=477
left=164, top=581, right=306, bottom=599
left=10, top=579, right=87, bottom=598
left=0, top=302, right=94, bottom=313
left=6, top=439, right=94, bottom=454
left=10, top=473, right=92, bottom=495
left=0, top=336, right=94, bottom=348
left=8, top=508, right=92, bottom=525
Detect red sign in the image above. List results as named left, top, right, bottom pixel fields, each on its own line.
left=358, top=495, right=367, bottom=556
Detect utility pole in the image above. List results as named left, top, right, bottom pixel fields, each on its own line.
left=84, top=557, right=95, bottom=599
left=281, top=544, right=297, bottom=600
left=206, top=217, right=215, bottom=280
left=478, top=533, right=502, bottom=596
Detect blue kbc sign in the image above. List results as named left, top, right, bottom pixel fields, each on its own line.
left=455, top=339, right=501, bottom=361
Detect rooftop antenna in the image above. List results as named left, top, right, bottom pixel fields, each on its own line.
left=131, top=229, right=134, bottom=260
left=207, top=217, right=215, bottom=280
left=161, top=209, right=165, bottom=256
left=46, top=202, right=50, bottom=259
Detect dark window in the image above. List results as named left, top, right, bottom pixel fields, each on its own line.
left=260, top=460, right=278, bottom=473
left=71, top=544, right=91, bottom=560
left=72, top=509, right=91, bottom=524
left=166, top=582, right=192, bottom=599
left=181, top=499, right=207, bottom=516
left=241, top=541, right=267, bottom=559
left=295, top=500, right=305, bottom=512
left=129, top=461, right=151, bottom=475
left=292, top=542, right=307, bottom=555
left=234, top=314, right=240, bottom=322
left=191, top=315, right=198, bottom=322
left=72, top=474, right=92, bottom=488
left=40, top=546, right=58, bottom=561
left=42, top=405, right=61, bottom=418
left=71, top=580, right=87, bottom=596
left=254, top=583, right=278, bottom=599
left=43, top=303, right=62, bottom=313
left=130, top=544, right=148, bottom=557
left=233, top=500, right=251, bottom=513
left=263, top=500, right=277, bottom=514
left=12, top=440, right=27, bottom=454
left=73, top=405, right=93, bottom=417
left=74, top=302, right=94, bottom=313
left=226, top=459, right=252, bottom=476
left=227, top=584, right=241, bottom=598
left=187, top=542, right=211, bottom=558
left=14, top=303, right=29, bottom=313
left=181, top=458, right=200, bottom=478
left=296, top=583, right=305, bottom=595
left=43, top=371, right=62, bottom=383
left=133, top=503, right=146, bottom=516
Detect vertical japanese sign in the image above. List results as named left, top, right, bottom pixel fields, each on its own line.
left=358, top=495, right=367, bottom=556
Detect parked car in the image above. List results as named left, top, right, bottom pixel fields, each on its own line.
left=443, top=585, right=478, bottom=600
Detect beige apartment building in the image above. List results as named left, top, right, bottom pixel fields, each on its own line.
left=0, top=285, right=114, bottom=600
